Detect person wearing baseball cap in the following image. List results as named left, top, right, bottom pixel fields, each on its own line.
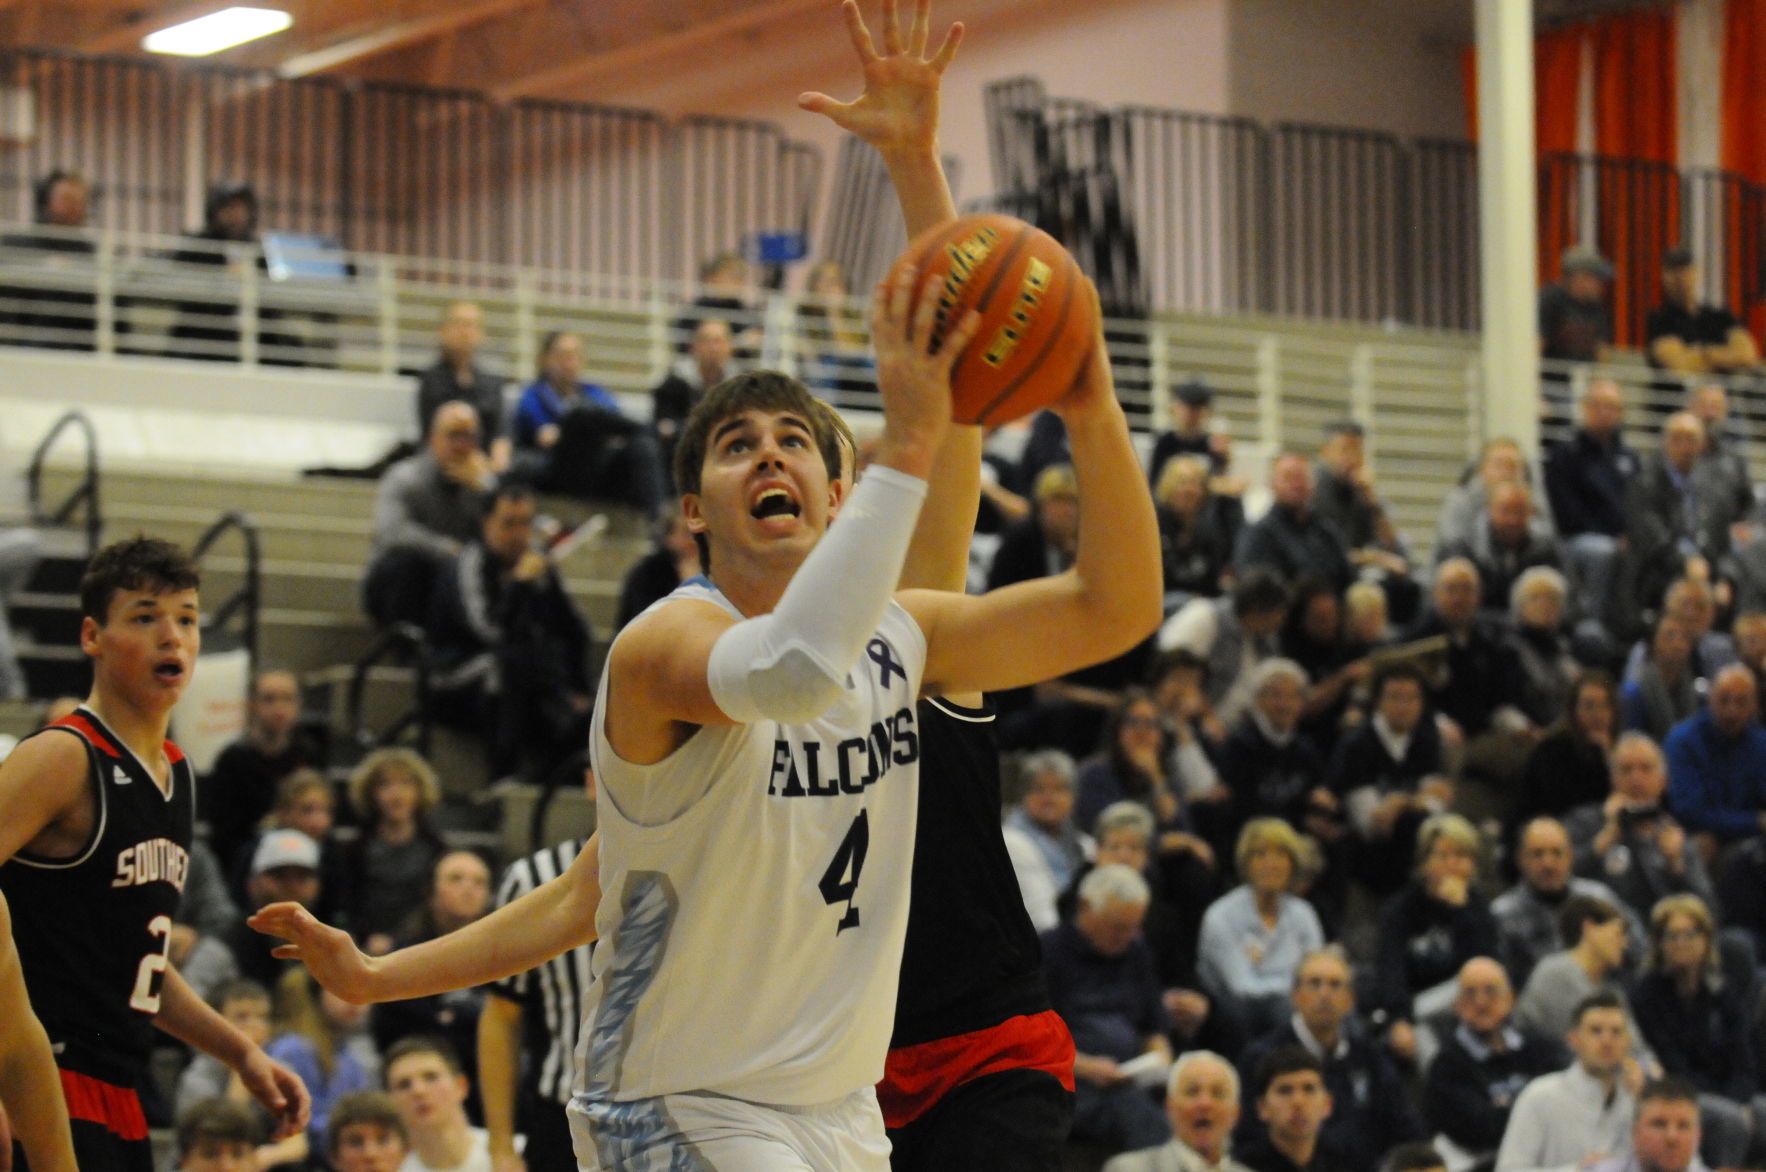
left=226, top=829, right=324, bottom=986
left=1646, top=246, right=1759, bottom=376
left=1540, top=245, right=1616, bottom=367
left=1149, top=377, right=1244, bottom=497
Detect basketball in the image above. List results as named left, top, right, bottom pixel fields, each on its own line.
left=900, top=213, right=1099, bottom=427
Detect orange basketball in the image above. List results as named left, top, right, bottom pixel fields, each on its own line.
left=900, top=214, right=1098, bottom=427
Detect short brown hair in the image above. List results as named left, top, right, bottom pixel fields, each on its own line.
left=327, top=1091, right=407, bottom=1155
left=79, top=535, right=199, bottom=624
left=671, top=371, right=841, bottom=498
left=177, top=1098, right=259, bottom=1154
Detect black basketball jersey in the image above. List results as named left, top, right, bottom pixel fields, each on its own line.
left=891, top=697, right=1049, bottom=1049
left=0, top=708, right=195, bottom=1085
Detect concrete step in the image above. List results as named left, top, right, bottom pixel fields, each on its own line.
left=40, top=464, right=658, bottom=542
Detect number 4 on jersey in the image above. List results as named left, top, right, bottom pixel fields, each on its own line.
left=818, top=810, right=870, bottom=934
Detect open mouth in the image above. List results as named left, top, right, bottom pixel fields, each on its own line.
left=154, top=661, right=185, bottom=681
left=750, top=488, right=801, bottom=520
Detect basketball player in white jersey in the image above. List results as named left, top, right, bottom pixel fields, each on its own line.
left=252, top=7, right=1161, bottom=1169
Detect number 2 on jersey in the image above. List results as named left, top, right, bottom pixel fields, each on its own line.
left=818, top=810, right=870, bottom=934
left=130, top=914, right=173, bottom=1013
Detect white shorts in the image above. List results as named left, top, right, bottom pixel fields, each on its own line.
left=567, top=1085, right=890, bottom=1171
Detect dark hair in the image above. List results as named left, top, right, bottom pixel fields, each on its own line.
left=1102, top=687, right=1171, bottom=795
left=1280, top=575, right=1342, bottom=650
left=327, top=1091, right=407, bottom=1155
left=1370, top=661, right=1427, bottom=704
left=1569, top=988, right=1627, bottom=1026
left=1150, top=648, right=1210, bottom=688
left=177, top=1098, right=260, bottom=1154
left=1232, top=569, right=1291, bottom=619
left=1381, top=1142, right=1447, bottom=1172
left=1559, top=894, right=1621, bottom=948
left=79, top=536, right=200, bottom=624
left=488, top=482, right=536, bottom=512
left=1323, top=419, right=1365, bottom=441
left=1637, top=1074, right=1701, bottom=1109
left=385, top=1033, right=464, bottom=1078
left=1662, top=247, right=1695, bottom=270
left=1562, top=669, right=1618, bottom=741
left=536, top=329, right=579, bottom=377
left=672, top=370, right=840, bottom=497
left=34, top=168, right=87, bottom=221
left=1252, top=1044, right=1324, bottom=1098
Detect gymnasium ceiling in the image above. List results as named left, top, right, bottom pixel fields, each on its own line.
left=0, top=0, right=1671, bottom=106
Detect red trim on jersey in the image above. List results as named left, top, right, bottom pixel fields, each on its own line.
left=51, top=714, right=122, bottom=758
left=877, top=1009, right=1076, bottom=1128
left=163, top=739, right=185, bottom=764
left=59, top=1069, right=148, bottom=1140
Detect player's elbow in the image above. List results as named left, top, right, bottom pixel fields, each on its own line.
left=742, top=648, right=850, bottom=724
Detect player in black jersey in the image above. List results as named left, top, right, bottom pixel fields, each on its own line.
left=799, top=5, right=1078, bottom=1164
left=0, top=538, right=308, bottom=1172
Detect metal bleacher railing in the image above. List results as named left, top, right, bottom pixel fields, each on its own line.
left=3, top=220, right=1764, bottom=564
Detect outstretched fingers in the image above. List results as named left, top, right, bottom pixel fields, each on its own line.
left=928, top=21, right=964, bottom=73
left=908, top=0, right=931, bottom=55
left=879, top=0, right=904, bottom=56
left=841, top=0, right=880, bottom=62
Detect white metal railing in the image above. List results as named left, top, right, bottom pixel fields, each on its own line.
left=1, top=220, right=1762, bottom=558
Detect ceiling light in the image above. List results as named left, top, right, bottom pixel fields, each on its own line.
left=143, top=7, right=292, bottom=56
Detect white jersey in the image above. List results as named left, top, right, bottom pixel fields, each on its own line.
left=576, top=578, right=926, bottom=1107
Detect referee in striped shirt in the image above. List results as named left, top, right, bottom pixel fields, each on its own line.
left=478, top=834, right=593, bottom=1171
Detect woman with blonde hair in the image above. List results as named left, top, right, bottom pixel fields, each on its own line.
left=1374, top=814, right=1499, bottom=1058
left=341, top=748, right=446, bottom=955
left=266, top=966, right=378, bottom=1144
left=1629, top=894, right=1763, bottom=1167
left=1195, top=817, right=1324, bottom=1038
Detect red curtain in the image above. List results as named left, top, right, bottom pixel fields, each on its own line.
left=1535, top=26, right=1589, bottom=283
left=1724, top=0, right=1766, bottom=183
left=1593, top=9, right=1677, bottom=163
left=1591, top=9, right=1679, bottom=347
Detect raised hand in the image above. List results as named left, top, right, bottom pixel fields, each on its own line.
left=798, top=0, right=963, bottom=157
left=868, top=261, right=980, bottom=474
left=247, top=901, right=379, bottom=1005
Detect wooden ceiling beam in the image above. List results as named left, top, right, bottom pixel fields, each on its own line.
left=489, top=0, right=830, bottom=102
left=277, top=0, right=539, bottom=77
left=79, top=1, right=227, bottom=54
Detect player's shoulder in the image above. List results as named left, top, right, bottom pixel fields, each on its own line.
left=2, top=725, right=92, bottom=781
left=0, top=727, right=91, bottom=813
left=611, top=593, right=737, bottom=669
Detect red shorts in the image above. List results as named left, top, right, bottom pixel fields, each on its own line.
left=877, top=1010, right=1076, bottom=1129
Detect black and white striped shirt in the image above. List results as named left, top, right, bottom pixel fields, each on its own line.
left=489, top=839, right=594, bottom=1105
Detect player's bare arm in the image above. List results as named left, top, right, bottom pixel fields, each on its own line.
left=0, top=893, right=77, bottom=1172
left=903, top=289, right=1163, bottom=695
left=799, top=0, right=963, bottom=240
left=250, top=831, right=602, bottom=1003
left=0, top=733, right=97, bottom=866
left=154, top=964, right=311, bottom=1138
left=801, top=0, right=983, bottom=596
left=478, top=993, right=526, bottom=1172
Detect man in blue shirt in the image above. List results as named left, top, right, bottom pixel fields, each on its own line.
left=1665, top=664, right=1766, bottom=849
left=512, top=330, right=666, bottom=513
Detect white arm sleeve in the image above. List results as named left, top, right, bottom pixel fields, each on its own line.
left=706, top=464, right=927, bottom=724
